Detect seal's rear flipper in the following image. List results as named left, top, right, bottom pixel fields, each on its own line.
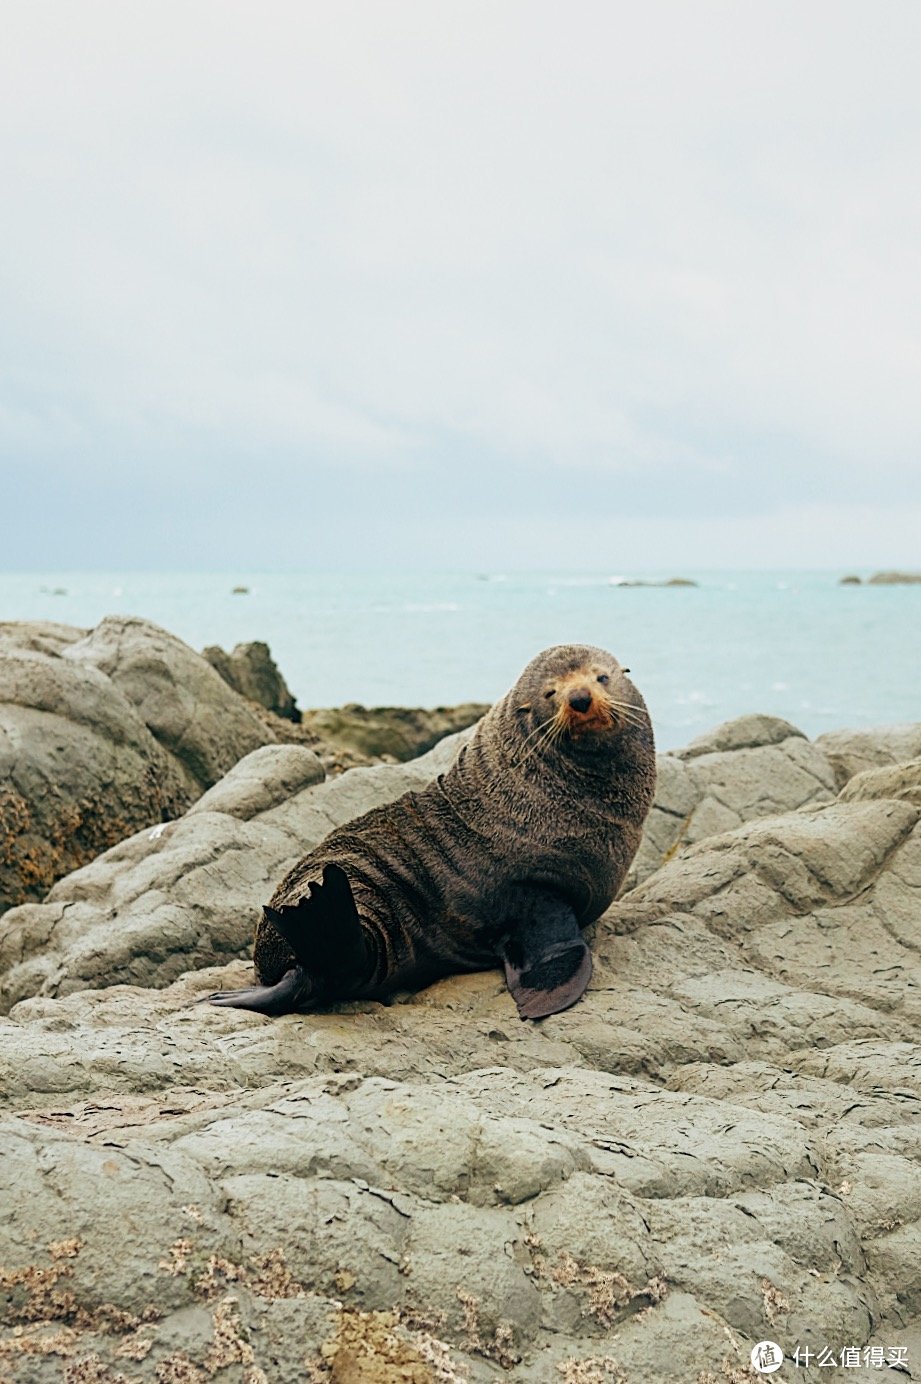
left=202, top=965, right=312, bottom=1015
left=500, top=895, right=592, bottom=1020
left=201, top=865, right=369, bottom=1016
left=262, top=863, right=369, bottom=980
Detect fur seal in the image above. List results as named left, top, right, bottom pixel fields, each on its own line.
left=206, top=644, right=656, bottom=1020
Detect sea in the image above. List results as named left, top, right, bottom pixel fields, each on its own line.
left=1, top=570, right=918, bottom=753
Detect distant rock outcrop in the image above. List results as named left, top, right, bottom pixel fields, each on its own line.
left=299, top=701, right=489, bottom=763
left=203, top=639, right=301, bottom=722
left=610, top=576, right=699, bottom=588
left=868, top=570, right=921, bottom=584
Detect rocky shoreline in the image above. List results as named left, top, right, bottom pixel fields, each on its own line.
left=2, top=620, right=921, bottom=1381
left=0, top=617, right=487, bottom=913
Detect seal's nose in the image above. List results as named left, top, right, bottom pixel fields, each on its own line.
left=568, top=688, right=593, bottom=713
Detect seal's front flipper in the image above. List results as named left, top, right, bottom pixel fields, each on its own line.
left=202, top=965, right=313, bottom=1015
left=503, top=943, right=592, bottom=1020
left=500, top=895, right=592, bottom=1020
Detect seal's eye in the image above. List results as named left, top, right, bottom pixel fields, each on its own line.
left=544, top=688, right=556, bottom=699
left=597, top=675, right=610, bottom=685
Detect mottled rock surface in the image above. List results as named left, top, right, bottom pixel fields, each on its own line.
left=0, top=615, right=273, bottom=914
left=2, top=718, right=921, bottom=1380
left=298, top=702, right=490, bottom=764
left=816, top=724, right=921, bottom=791
left=68, top=617, right=275, bottom=791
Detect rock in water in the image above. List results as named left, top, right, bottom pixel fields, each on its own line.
left=867, top=570, right=921, bottom=584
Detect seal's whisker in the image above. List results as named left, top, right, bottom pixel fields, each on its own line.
left=510, top=722, right=556, bottom=768
left=513, top=710, right=568, bottom=768
left=509, top=714, right=557, bottom=765
left=516, top=723, right=561, bottom=768
left=611, top=705, right=645, bottom=725
left=602, top=695, right=642, bottom=714
left=598, top=695, right=645, bottom=728
left=518, top=713, right=556, bottom=747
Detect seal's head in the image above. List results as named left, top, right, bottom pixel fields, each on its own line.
left=510, top=643, right=647, bottom=756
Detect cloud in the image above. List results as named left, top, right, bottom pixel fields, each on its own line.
left=2, top=1, right=921, bottom=566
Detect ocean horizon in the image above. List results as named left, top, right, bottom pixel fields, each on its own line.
left=1, top=568, right=918, bottom=752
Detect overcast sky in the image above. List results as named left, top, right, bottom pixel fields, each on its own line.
left=3, top=1, right=920, bottom=570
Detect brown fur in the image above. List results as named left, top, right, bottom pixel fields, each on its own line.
left=247, top=644, right=656, bottom=1009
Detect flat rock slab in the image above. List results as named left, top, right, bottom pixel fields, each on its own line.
left=2, top=719, right=921, bottom=1378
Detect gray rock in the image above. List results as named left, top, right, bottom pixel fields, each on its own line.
left=0, top=616, right=287, bottom=913
left=188, top=744, right=326, bottom=820
left=0, top=620, right=88, bottom=656
left=66, top=614, right=275, bottom=788
left=675, top=712, right=806, bottom=759
left=839, top=758, right=921, bottom=807
left=203, top=639, right=301, bottom=722
left=629, top=715, right=838, bottom=885
left=817, top=723, right=921, bottom=790
left=0, top=638, right=194, bottom=913
left=3, top=715, right=921, bottom=1379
